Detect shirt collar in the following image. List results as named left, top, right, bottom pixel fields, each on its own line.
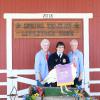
left=57, top=52, right=63, bottom=57
left=71, top=49, right=79, bottom=54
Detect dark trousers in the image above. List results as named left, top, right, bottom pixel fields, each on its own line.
left=71, top=78, right=82, bottom=88
left=50, top=82, right=57, bottom=87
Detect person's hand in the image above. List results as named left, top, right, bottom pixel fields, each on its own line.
left=54, top=65, right=57, bottom=69
left=73, top=62, right=77, bottom=68
left=38, top=77, right=42, bottom=82
left=78, top=73, right=83, bottom=81
left=72, top=57, right=77, bottom=68
left=38, top=73, right=42, bottom=82
left=78, top=76, right=82, bottom=81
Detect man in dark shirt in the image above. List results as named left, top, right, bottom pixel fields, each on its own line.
left=48, top=42, right=70, bottom=86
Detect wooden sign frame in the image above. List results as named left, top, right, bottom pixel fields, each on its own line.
left=13, top=20, right=82, bottom=38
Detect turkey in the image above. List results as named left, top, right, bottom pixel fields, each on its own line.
left=42, top=63, right=76, bottom=94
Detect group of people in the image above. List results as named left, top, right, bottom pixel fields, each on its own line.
left=34, top=39, right=84, bottom=88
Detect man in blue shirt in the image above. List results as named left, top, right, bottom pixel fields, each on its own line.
left=34, top=39, right=50, bottom=82
left=68, top=39, right=84, bottom=88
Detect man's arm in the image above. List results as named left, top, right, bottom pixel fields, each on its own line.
left=34, top=54, right=42, bottom=81
left=78, top=52, right=84, bottom=81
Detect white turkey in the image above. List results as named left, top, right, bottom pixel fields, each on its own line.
left=42, top=63, right=76, bottom=94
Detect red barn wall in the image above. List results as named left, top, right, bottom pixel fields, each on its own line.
left=0, top=0, right=100, bottom=99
